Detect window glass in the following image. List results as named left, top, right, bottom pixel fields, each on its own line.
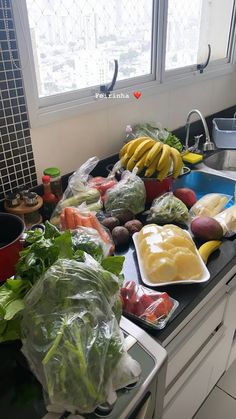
left=26, top=0, right=153, bottom=97
left=166, top=0, right=235, bottom=71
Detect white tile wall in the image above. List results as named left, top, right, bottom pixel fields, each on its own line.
left=31, top=71, right=236, bottom=182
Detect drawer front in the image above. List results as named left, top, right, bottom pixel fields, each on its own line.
left=163, top=326, right=227, bottom=419
left=166, top=290, right=227, bottom=388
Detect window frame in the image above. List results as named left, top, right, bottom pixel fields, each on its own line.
left=12, top=0, right=236, bottom=127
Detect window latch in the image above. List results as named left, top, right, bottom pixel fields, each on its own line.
left=100, top=59, right=118, bottom=96
left=197, top=44, right=211, bottom=74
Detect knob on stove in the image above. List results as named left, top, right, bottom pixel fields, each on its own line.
left=94, top=402, right=115, bottom=417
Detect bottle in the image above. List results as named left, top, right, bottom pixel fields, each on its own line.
left=124, top=125, right=136, bottom=143
left=42, top=175, right=57, bottom=220
left=43, top=167, right=63, bottom=201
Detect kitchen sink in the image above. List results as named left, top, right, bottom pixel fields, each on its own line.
left=173, top=170, right=235, bottom=200
left=204, top=150, right=236, bottom=171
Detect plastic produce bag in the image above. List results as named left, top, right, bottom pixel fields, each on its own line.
left=214, top=204, right=236, bottom=237
left=60, top=205, right=115, bottom=255
left=21, top=258, right=141, bottom=414
left=131, top=123, right=183, bottom=152
left=121, top=281, right=179, bottom=330
left=88, top=175, right=118, bottom=202
left=190, top=193, right=232, bottom=218
left=104, top=169, right=146, bottom=215
left=146, top=192, right=189, bottom=224
left=51, top=157, right=102, bottom=227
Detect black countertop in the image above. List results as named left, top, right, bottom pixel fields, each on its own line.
left=118, top=236, right=236, bottom=344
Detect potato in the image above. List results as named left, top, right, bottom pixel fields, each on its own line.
left=124, top=220, right=143, bottom=236
left=112, top=226, right=130, bottom=246
left=102, top=217, right=120, bottom=231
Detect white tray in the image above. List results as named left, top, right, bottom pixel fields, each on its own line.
left=133, top=231, right=210, bottom=287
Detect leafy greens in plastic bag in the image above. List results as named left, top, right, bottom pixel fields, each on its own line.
left=147, top=192, right=189, bottom=224
left=21, top=258, right=140, bottom=414
left=104, top=169, right=146, bottom=215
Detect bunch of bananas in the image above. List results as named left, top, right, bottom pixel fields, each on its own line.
left=119, top=136, right=183, bottom=181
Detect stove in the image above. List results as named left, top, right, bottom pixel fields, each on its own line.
left=43, top=317, right=167, bottom=419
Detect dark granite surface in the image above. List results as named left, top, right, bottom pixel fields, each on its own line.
left=117, top=237, right=236, bottom=343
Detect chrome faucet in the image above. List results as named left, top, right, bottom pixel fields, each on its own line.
left=185, top=109, right=215, bottom=152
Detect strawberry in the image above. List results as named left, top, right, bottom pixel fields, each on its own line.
left=139, top=294, right=155, bottom=310
left=120, top=281, right=136, bottom=299
left=153, top=297, right=173, bottom=319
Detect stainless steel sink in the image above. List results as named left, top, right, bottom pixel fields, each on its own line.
left=204, top=150, right=236, bottom=171
left=173, top=170, right=235, bottom=200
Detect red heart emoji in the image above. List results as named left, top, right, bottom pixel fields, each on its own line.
left=133, top=91, right=141, bottom=100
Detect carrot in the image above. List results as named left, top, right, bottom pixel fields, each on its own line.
left=90, top=214, right=111, bottom=244
left=60, top=212, right=66, bottom=230
left=74, top=212, right=83, bottom=228
left=64, top=207, right=76, bottom=230
left=79, top=213, right=94, bottom=228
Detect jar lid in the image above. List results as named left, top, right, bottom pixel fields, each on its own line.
left=43, top=167, right=60, bottom=177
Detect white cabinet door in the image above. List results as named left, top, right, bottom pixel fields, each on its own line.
left=225, top=276, right=236, bottom=369
left=164, top=327, right=226, bottom=419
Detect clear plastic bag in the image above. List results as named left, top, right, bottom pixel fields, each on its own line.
left=104, top=169, right=146, bottom=215
left=88, top=175, right=117, bottom=202
left=121, top=281, right=179, bottom=330
left=50, top=157, right=102, bottom=226
left=130, top=123, right=183, bottom=152
left=214, top=204, right=236, bottom=237
left=146, top=192, right=189, bottom=224
left=21, top=258, right=141, bottom=414
left=190, top=193, right=232, bottom=218
left=60, top=205, right=115, bottom=256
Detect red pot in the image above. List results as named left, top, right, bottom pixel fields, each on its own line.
left=0, top=213, right=25, bottom=281
left=142, top=177, right=173, bottom=204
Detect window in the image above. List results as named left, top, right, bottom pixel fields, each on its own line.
left=165, top=0, right=235, bottom=73
left=25, top=0, right=154, bottom=98
left=12, top=0, right=236, bottom=125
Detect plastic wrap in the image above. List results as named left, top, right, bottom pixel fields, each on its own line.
left=104, top=169, right=146, bottom=215
left=50, top=157, right=102, bottom=227
left=60, top=205, right=115, bottom=255
left=190, top=193, right=232, bottom=218
left=214, top=204, right=236, bottom=237
left=121, top=281, right=179, bottom=330
left=88, top=176, right=117, bottom=202
left=131, top=123, right=183, bottom=152
left=146, top=192, right=189, bottom=224
left=21, top=258, right=141, bottom=414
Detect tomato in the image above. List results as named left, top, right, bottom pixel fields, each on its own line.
left=89, top=177, right=117, bottom=195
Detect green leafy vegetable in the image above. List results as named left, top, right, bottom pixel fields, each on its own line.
left=0, top=278, right=31, bottom=342
left=72, top=229, right=104, bottom=262
left=0, top=223, right=124, bottom=343
left=21, top=258, right=123, bottom=413
left=101, top=256, right=125, bottom=276
left=164, top=132, right=183, bottom=152
left=133, top=123, right=183, bottom=152
left=105, top=171, right=146, bottom=215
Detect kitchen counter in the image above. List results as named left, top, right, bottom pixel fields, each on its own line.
left=118, top=236, right=236, bottom=345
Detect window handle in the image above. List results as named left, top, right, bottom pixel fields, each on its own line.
left=100, top=59, right=118, bottom=96
left=197, top=44, right=211, bottom=74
